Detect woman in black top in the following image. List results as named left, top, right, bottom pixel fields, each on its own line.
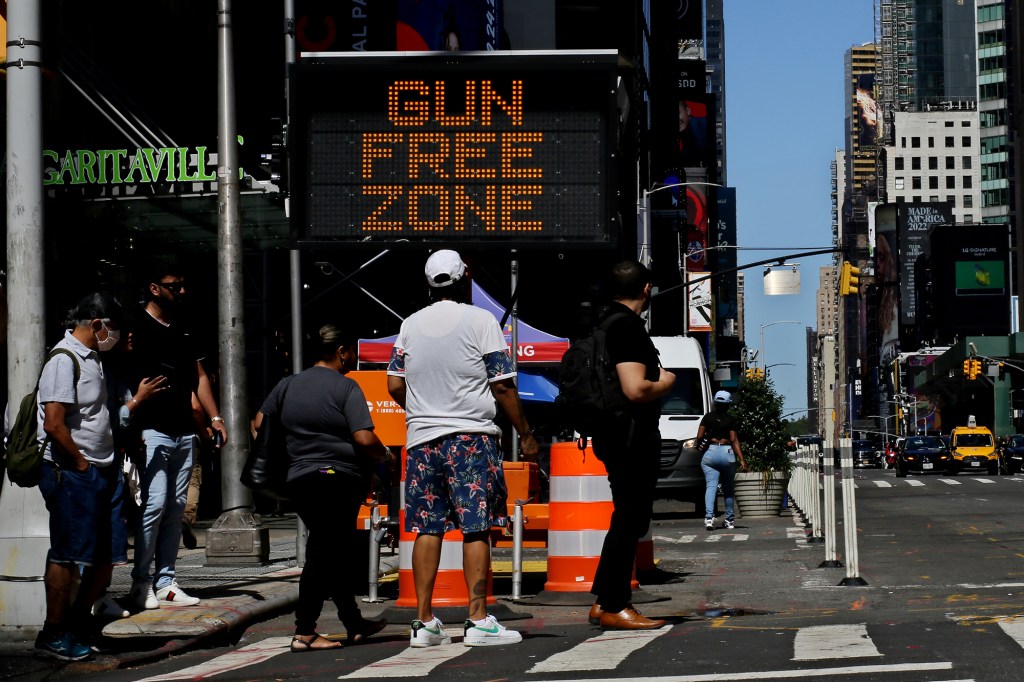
left=257, top=323, right=395, bottom=652
left=696, top=390, right=747, bottom=531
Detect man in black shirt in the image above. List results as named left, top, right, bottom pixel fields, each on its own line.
left=589, top=261, right=676, bottom=630
left=129, top=266, right=227, bottom=609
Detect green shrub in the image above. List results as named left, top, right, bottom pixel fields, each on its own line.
left=730, top=374, right=792, bottom=479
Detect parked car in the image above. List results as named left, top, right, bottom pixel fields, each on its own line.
left=895, top=435, right=950, bottom=477
left=852, top=439, right=880, bottom=468
left=1001, top=434, right=1024, bottom=474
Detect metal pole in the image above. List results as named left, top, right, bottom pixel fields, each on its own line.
left=819, top=443, right=841, bottom=567
left=511, top=499, right=527, bottom=600
left=510, top=251, right=519, bottom=462
left=837, top=437, right=867, bottom=585
left=682, top=235, right=689, bottom=337
left=808, top=444, right=823, bottom=543
left=363, top=501, right=387, bottom=603
left=0, top=0, right=48, bottom=629
left=207, top=0, right=267, bottom=565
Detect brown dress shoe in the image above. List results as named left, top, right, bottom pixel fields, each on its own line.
left=588, top=603, right=605, bottom=625
left=599, top=606, right=666, bottom=630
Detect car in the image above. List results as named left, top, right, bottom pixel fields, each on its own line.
left=851, top=439, right=880, bottom=468
left=949, top=419, right=999, bottom=475
left=895, top=435, right=950, bottom=477
left=1000, top=434, right=1024, bottom=474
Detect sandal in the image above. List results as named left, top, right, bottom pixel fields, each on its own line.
left=290, top=633, right=342, bottom=652
left=347, top=617, right=388, bottom=644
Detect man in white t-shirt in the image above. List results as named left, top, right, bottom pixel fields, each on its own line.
left=387, top=250, right=538, bottom=648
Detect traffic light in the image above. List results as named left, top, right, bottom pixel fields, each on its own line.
left=972, top=359, right=982, bottom=379
left=260, top=117, right=287, bottom=191
left=756, top=368, right=765, bottom=380
left=963, top=359, right=972, bottom=377
left=839, top=261, right=861, bottom=296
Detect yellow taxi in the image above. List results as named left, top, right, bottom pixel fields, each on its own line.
left=948, top=416, right=998, bottom=475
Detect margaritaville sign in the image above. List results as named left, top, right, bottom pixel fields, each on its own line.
left=42, top=146, right=217, bottom=185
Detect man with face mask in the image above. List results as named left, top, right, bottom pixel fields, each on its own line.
left=128, top=264, right=227, bottom=610
left=587, top=260, right=676, bottom=630
left=34, top=293, right=126, bottom=661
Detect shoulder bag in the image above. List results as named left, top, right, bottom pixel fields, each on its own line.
left=240, top=375, right=295, bottom=500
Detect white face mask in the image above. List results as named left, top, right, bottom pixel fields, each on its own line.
left=97, top=321, right=121, bottom=352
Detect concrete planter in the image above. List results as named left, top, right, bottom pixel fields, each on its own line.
left=734, top=471, right=788, bottom=518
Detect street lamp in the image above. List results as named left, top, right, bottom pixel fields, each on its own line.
left=765, top=362, right=795, bottom=377
left=759, top=320, right=802, bottom=370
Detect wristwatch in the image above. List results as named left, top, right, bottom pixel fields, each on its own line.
left=211, top=416, right=224, bottom=423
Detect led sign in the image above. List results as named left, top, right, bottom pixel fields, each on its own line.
left=291, top=51, right=618, bottom=246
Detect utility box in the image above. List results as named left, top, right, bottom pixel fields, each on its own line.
left=205, top=510, right=271, bottom=565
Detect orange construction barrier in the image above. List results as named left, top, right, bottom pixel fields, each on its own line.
left=395, top=448, right=496, bottom=611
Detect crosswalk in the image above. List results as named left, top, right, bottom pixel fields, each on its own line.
left=862, top=476, right=1010, bottom=488
left=135, top=618, right=1024, bottom=681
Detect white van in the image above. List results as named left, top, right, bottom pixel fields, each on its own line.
left=651, top=336, right=714, bottom=503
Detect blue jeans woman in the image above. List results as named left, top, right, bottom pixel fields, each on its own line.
left=701, top=444, right=738, bottom=527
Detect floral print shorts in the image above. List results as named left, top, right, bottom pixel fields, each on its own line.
left=404, top=433, right=508, bottom=535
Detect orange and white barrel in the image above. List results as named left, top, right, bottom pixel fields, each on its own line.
left=542, top=441, right=639, bottom=593
left=395, top=448, right=495, bottom=609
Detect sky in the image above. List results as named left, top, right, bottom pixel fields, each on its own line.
left=723, top=0, right=875, bottom=418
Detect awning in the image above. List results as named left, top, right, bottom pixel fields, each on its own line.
left=517, top=370, right=559, bottom=403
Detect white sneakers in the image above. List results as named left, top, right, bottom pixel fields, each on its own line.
left=463, top=615, right=523, bottom=646
left=155, top=581, right=201, bottom=606
left=410, top=615, right=522, bottom=647
left=724, top=519, right=736, bottom=530
left=92, top=595, right=130, bottom=619
left=704, top=517, right=715, bottom=530
left=410, top=618, right=452, bottom=647
left=130, top=582, right=159, bottom=610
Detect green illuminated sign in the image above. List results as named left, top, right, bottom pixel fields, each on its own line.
left=42, top=146, right=217, bottom=186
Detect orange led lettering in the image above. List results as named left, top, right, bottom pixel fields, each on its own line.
left=387, top=80, right=431, bottom=126
left=408, top=185, right=448, bottom=231
left=479, top=80, right=523, bottom=127
left=501, top=185, right=542, bottom=231
left=435, top=80, right=476, bottom=127
left=407, top=133, right=450, bottom=179
left=361, top=133, right=403, bottom=179
left=454, top=132, right=497, bottom=180
left=501, top=132, right=543, bottom=179
left=454, top=185, right=497, bottom=231
left=362, top=185, right=404, bottom=231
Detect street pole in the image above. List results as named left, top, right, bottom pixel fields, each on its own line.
left=837, top=437, right=868, bottom=586
left=207, top=0, right=268, bottom=565
left=760, top=320, right=801, bottom=371
left=0, top=0, right=48, bottom=630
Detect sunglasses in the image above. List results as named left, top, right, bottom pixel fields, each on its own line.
left=157, top=281, right=185, bottom=293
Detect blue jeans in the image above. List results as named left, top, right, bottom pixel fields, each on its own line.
left=39, top=460, right=127, bottom=566
left=131, top=430, right=194, bottom=589
left=701, top=444, right=737, bottom=522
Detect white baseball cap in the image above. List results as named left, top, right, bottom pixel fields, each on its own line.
left=714, top=390, right=732, bottom=404
left=424, top=250, right=467, bottom=288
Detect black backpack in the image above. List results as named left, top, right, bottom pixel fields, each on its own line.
left=4, top=348, right=81, bottom=487
left=555, top=311, right=630, bottom=449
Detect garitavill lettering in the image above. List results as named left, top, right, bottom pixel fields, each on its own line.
left=43, top=146, right=218, bottom=186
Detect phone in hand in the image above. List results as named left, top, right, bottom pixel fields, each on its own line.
left=212, top=430, right=224, bottom=448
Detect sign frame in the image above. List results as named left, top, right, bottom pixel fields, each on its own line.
left=290, top=50, right=620, bottom=249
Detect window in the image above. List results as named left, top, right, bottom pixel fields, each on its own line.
left=965, top=214, right=974, bottom=223
left=978, top=4, right=1005, bottom=22
left=946, top=176, right=955, bottom=189
left=929, top=195, right=939, bottom=203
left=928, top=157, right=938, bottom=170
left=964, top=195, right=973, bottom=208
left=911, top=157, right=921, bottom=170
left=961, top=120, right=970, bottom=128
left=895, top=157, right=904, bottom=170
left=945, top=136, right=955, bottom=148
left=928, top=137, right=935, bottom=148
left=964, top=176, right=973, bottom=189
left=944, top=121, right=954, bottom=128
left=912, top=176, right=922, bottom=190
left=946, top=157, right=955, bottom=169
left=929, top=177, right=939, bottom=190
left=912, top=137, right=921, bottom=148
left=895, top=177, right=905, bottom=190
left=912, top=196, right=921, bottom=202
left=962, top=136, right=971, bottom=148
left=901, top=136, right=907, bottom=148
left=963, top=156, right=972, bottom=169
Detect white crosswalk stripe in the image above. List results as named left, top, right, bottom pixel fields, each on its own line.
left=974, top=478, right=995, bottom=483
left=527, top=624, right=671, bottom=673
left=998, top=616, right=1024, bottom=649
left=938, top=478, right=962, bottom=485
left=654, top=534, right=748, bottom=543
left=136, top=636, right=292, bottom=681
left=338, top=642, right=472, bottom=678
left=792, top=623, right=881, bottom=660
left=873, top=481, right=892, bottom=488
left=905, top=480, right=925, bottom=486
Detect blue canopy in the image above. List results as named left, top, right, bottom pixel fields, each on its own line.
left=517, top=370, right=559, bottom=403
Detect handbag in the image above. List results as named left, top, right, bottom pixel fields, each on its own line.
left=241, top=376, right=294, bottom=500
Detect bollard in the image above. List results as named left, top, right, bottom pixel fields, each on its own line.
left=511, top=498, right=530, bottom=601
left=806, top=444, right=824, bottom=544
left=362, top=501, right=388, bottom=604
left=819, top=443, right=842, bottom=568
left=837, top=437, right=867, bottom=585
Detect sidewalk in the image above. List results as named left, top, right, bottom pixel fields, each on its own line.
left=0, top=503, right=838, bottom=675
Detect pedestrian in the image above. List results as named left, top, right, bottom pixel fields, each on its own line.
left=181, top=391, right=211, bottom=550
left=129, top=264, right=227, bottom=609
left=254, top=322, right=392, bottom=652
left=34, top=293, right=127, bottom=661
left=587, top=260, right=675, bottom=630
left=387, top=249, right=539, bottom=648
left=697, top=390, right=747, bottom=531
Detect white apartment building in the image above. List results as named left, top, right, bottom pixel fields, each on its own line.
left=883, top=109, right=982, bottom=223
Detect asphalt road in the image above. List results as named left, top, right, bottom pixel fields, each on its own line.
left=36, top=467, right=1024, bottom=680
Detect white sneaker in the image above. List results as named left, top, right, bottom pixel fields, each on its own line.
left=463, top=615, right=523, bottom=647
left=724, top=519, right=735, bottom=530
left=92, top=595, right=130, bottom=619
left=704, top=517, right=715, bottom=531
left=410, top=618, right=451, bottom=647
left=130, top=581, right=159, bottom=610
left=155, top=581, right=200, bottom=606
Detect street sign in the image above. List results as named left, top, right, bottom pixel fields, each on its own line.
left=687, top=272, right=712, bottom=333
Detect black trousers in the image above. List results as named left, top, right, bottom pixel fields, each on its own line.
left=289, top=471, right=365, bottom=635
left=590, top=433, right=660, bottom=613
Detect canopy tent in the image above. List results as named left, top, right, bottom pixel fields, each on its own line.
left=515, top=370, right=560, bottom=403
left=357, top=281, right=570, bottom=365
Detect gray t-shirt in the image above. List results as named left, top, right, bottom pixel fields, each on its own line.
left=37, top=331, right=115, bottom=467
left=260, top=366, right=376, bottom=483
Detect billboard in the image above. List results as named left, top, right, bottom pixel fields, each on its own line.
left=678, top=60, right=711, bottom=171
left=898, top=201, right=953, bottom=325
left=930, top=224, right=1011, bottom=340
left=855, top=74, right=877, bottom=149
left=676, top=0, right=704, bottom=42
left=290, top=52, right=618, bottom=246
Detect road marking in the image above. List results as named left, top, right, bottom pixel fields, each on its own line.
left=655, top=534, right=747, bottom=544
left=974, top=478, right=995, bottom=484
left=872, top=481, right=892, bottom=488
left=905, top=480, right=925, bottom=487
left=339, top=644, right=471, bottom=678
left=792, top=623, right=882, bottom=660
left=136, top=636, right=292, bottom=681
left=787, top=528, right=807, bottom=539
left=527, top=625, right=671, bottom=673
left=529, top=662, right=953, bottom=681
left=997, top=616, right=1024, bottom=650
left=938, top=479, right=962, bottom=486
